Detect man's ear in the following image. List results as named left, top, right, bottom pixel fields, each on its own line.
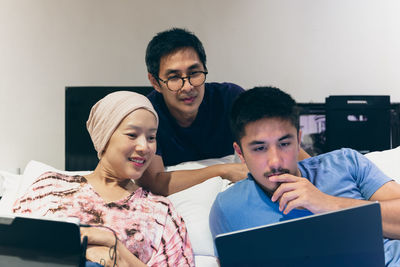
left=233, top=142, right=246, bottom=164
left=148, top=73, right=162, bottom=93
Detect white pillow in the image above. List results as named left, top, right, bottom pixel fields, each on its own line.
left=17, top=160, right=92, bottom=200
left=194, top=255, right=219, bottom=267
left=0, top=171, right=23, bottom=214
left=168, top=177, right=230, bottom=257
left=166, top=155, right=235, bottom=258
left=365, top=146, right=400, bottom=183
left=0, top=160, right=92, bottom=215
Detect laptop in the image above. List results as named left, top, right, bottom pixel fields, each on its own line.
left=215, top=202, right=385, bottom=267
left=0, top=215, right=86, bottom=267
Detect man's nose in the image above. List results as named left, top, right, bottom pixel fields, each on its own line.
left=267, top=147, right=282, bottom=169
left=180, top=77, right=194, bottom=92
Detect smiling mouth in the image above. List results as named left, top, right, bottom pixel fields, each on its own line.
left=183, top=97, right=194, bottom=103
left=181, top=95, right=196, bottom=103
left=129, top=158, right=146, bottom=166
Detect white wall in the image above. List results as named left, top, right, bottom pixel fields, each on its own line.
left=1, top=0, right=400, bottom=172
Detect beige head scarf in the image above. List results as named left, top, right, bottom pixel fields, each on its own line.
left=86, top=91, right=158, bottom=159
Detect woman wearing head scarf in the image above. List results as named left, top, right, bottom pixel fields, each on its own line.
left=13, top=91, right=194, bottom=267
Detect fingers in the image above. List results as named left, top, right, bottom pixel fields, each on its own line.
left=80, top=227, right=115, bottom=247
left=271, top=177, right=330, bottom=214
left=270, top=176, right=309, bottom=213
left=283, top=198, right=305, bottom=214
left=276, top=190, right=300, bottom=213
left=270, top=174, right=301, bottom=202
left=86, top=245, right=114, bottom=266
left=274, top=187, right=308, bottom=215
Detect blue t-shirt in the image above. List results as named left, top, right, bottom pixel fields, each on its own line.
left=209, top=148, right=400, bottom=266
left=147, top=82, right=244, bottom=167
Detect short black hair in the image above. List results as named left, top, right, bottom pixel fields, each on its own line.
left=230, top=86, right=300, bottom=145
left=145, top=28, right=207, bottom=78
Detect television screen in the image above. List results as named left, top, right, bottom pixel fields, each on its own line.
left=298, top=103, right=326, bottom=156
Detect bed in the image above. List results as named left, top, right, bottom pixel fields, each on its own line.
left=1, top=86, right=400, bottom=266
left=1, top=148, right=400, bottom=266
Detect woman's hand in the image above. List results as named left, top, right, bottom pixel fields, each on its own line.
left=86, top=245, right=116, bottom=267
left=80, top=226, right=147, bottom=267
left=81, top=227, right=116, bottom=247
left=81, top=227, right=117, bottom=266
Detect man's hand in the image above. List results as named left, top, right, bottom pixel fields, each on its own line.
left=219, top=163, right=249, bottom=182
left=269, top=174, right=339, bottom=214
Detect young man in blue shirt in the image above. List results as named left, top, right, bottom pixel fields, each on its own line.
left=209, top=86, right=400, bottom=266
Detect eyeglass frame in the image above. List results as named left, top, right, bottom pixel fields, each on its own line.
left=157, top=71, right=208, bottom=92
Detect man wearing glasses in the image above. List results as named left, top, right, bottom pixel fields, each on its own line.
left=139, top=28, right=248, bottom=196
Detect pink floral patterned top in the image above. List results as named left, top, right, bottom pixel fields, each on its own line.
left=12, top=172, right=194, bottom=266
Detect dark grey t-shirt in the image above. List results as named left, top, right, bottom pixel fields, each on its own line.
left=147, top=82, right=244, bottom=167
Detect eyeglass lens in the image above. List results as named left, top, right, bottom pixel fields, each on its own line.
left=167, top=72, right=206, bottom=91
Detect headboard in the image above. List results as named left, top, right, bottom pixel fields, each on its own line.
left=66, top=87, right=400, bottom=170
left=65, top=86, right=153, bottom=171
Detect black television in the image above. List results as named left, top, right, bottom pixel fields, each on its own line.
left=65, top=86, right=153, bottom=171
left=297, top=102, right=400, bottom=156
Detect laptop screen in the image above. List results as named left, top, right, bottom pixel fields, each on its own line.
left=215, top=202, right=385, bottom=267
left=0, top=215, right=84, bottom=267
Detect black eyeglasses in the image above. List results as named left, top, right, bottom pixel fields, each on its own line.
left=158, top=71, right=208, bottom=91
